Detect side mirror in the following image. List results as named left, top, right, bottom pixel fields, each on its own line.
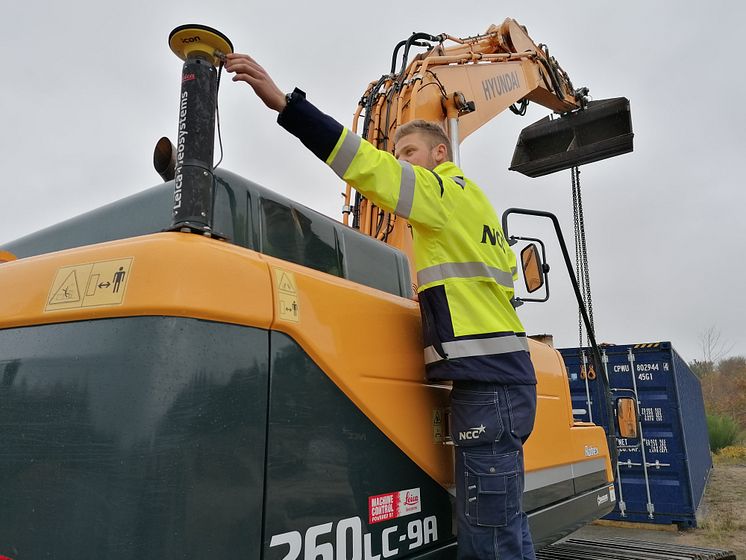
left=520, top=243, right=544, bottom=293
left=616, top=397, right=639, bottom=439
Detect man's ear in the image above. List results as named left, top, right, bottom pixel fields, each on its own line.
left=433, top=143, right=448, bottom=164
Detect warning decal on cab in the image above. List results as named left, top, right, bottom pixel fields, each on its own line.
left=273, top=267, right=300, bottom=323
left=45, top=258, right=133, bottom=312
left=368, top=488, right=421, bottom=524
left=432, top=408, right=445, bottom=443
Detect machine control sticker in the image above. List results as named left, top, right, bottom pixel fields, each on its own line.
left=45, top=258, right=133, bottom=311
left=369, top=488, right=421, bottom=524
left=273, top=267, right=300, bottom=323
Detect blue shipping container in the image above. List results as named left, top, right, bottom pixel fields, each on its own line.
left=559, top=341, right=712, bottom=527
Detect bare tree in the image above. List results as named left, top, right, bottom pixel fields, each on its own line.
left=699, top=325, right=734, bottom=365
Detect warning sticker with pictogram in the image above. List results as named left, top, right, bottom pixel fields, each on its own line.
left=273, top=267, right=300, bottom=323
left=432, top=408, right=445, bottom=443
left=49, top=270, right=82, bottom=305
left=45, top=258, right=134, bottom=312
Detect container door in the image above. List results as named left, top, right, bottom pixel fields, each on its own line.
left=563, top=343, right=707, bottom=527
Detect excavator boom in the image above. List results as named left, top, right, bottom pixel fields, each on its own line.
left=344, top=19, right=633, bottom=261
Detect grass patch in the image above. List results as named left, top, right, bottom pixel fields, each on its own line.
left=699, top=503, right=742, bottom=537
left=685, top=463, right=746, bottom=557
left=713, top=445, right=746, bottom=465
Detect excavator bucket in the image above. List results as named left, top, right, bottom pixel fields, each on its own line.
left=509, top=97, right=633, bottom=178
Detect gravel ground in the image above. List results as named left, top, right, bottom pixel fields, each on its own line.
left=567, top=463, right=746, bottom=559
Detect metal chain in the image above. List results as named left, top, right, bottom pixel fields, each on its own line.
left=576, top=167, right=595, bottom=336
left=572, top=168, right=583, bottom=348
left=571, top=166, right=595, bottom=349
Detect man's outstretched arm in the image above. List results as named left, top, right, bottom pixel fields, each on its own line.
left=225, top=52, right=344, bottom=162
left=225, top=53, right=455, bottom=231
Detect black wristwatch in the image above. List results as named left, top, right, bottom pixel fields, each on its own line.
left=284, top=88, right=306, bottom=110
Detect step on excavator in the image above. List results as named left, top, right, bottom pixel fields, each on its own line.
left=0, top=19, right=640, bottom=560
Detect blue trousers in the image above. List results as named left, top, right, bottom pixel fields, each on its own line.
left=451, top=383, right=537, bottom=560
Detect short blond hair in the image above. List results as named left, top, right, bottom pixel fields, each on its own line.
left=394, top=120, right=453, bottom=161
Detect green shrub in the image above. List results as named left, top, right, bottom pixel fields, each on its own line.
left=707, top=413, right=740, bottom=452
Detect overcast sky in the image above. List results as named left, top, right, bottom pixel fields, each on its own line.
left=2, top=1, right=744, bottom=363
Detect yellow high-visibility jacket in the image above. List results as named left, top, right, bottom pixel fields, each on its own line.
left=279, top=90, right=536, bottom=384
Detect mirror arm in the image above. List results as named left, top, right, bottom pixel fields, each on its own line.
left=502, top=207, right=617, bottom=470
left=502, top=208, right=598, bottom=349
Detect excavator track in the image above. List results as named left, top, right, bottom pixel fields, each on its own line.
left=537, top=537, right=736, bottom=560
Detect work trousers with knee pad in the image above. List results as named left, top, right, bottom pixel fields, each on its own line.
left=451, top=382, right=537, bottom=560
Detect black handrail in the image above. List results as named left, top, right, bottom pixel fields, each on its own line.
left=502, top=207, right=617, bottom=470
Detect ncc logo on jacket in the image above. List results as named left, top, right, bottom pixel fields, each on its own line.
left=480, top=225, right=505, bottom=250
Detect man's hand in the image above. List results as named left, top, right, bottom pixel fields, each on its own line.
left=225, top=53, right=287, bottom=113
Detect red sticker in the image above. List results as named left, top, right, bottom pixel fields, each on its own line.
left=368, top=488, right=421, bottom=524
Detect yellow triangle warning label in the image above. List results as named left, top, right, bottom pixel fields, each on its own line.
left=273, top=268, right=301, bottom=323
left=49, top=271, right=81, bottom=304
left=277, top=272, right=296, bottom=294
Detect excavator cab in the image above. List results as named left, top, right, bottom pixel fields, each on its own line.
left=510, top=97, right=634, bottom=178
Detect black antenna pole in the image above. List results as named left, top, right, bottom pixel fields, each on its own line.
left=167, top=24, right=233, bottom=236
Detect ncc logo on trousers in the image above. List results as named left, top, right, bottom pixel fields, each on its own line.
left=459, top=424, right=487, bottom=441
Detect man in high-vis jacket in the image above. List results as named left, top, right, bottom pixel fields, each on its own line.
left=226, top=53, right=538, bottom=560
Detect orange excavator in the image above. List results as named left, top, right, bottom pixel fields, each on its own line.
left=0, top=20, right=635, bottom=560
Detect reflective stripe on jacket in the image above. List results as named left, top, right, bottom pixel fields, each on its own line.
left=278, top=92, right=536, bottom=385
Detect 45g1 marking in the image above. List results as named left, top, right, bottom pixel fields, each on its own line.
left=270, top=515, right=438, bottom=560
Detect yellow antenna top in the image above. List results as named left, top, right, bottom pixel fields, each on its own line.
left=168, top=24, right=233, bottom=66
